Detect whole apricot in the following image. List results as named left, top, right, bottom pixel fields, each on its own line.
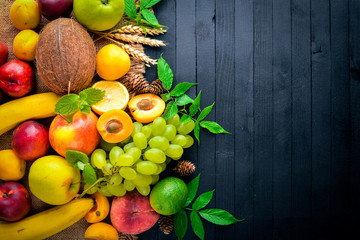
left=85, top=192, right=110, bottom=223
left=0, top=150, right=26, bottom=181
left=84, top=222, right=118, bottom=240
left=10, top=0, right=41, bottom=30
left=128, top=93, right=166, bottom=123
left=13, top=30, right=39, bottom=61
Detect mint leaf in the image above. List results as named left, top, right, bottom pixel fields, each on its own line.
left=170, top=82, right=197, bottom=97
left=200, top=121, right=230, bottom=134
left=190, top=211, right=205, bottom=240
left=81, top=88, right=105, bottom=105
left=83, top=164, right=97, bottom=185
left=185, top=173, right=200, bottom=207
left=141, top=9, right=159, bottom=25
left=162, top=101, right=178, bottom=120
left=144, top=0, right=161, bottom=8
left=174, top=209, right=188, bottom=240
left=65, top=150, right=89, bottom=165
left=158, top=56, right=173, bottom=90
left=180, top=114, right=192, bottom=124
left=197, top=103, right=214, bottom=121
left=125, top=0, right=137, bottom=19
left=55, top=94, right=80, bottom=116
left=79, top=101, right=91, bottom=114
left=76, top=161, right=86, bottom=170
left=194, top=121, right=200, bottom=144
left=192, top=190, right=215, bottom=211
left=189, top=91, right=202, bottom=117
left=198, top=209, right=242, bottom=225
left=176, top=94, right=194, bottom=106
left=161, top=93, right=171, bottom=102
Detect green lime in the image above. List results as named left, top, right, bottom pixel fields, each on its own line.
left=149, top=177, right=188, bottom=215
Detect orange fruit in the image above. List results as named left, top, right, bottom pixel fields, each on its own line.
left=96, top=44, right=130, bottom=80
left=84, top=222, right=118, bottom=240
left=92, top=81, right=129, bottom=115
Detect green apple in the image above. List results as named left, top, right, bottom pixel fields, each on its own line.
left=73, top=0, right=125, bottom=31
left=28, top=155, right=81, bottom=205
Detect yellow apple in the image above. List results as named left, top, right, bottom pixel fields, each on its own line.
left=28, top=155, right=81, bottom=205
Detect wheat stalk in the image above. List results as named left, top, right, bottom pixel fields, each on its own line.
left=112, top=33, right=165, bottom=47
left=116, top=25, right=166, bottom=36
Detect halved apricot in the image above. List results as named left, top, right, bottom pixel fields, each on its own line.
left=97, top=109, right=133, bottom=143
left=128, top=93, right=166, bottom=123
left=85, top=192, right=110, bottom=223
left=84, top=222, right=118, bottom=240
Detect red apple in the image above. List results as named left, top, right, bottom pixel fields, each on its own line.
left=49, top=111, right=101, bottom=157
left=0, top=60, right=35, bottom=98
left=110, top=191, right=160, bottom=235
left=38, top=0, right=74, bottom=20
left=0, top=41, right=8, bottom=66
left=0, top=182, right=31, bottom=222
left=12, top=120, right=50, bottom=161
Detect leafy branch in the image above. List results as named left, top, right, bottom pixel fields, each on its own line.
left=174, top=174, right=242, bottom=240
left=157, top=56, right=230, bottom=144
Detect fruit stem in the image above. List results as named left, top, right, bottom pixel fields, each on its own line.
left=2, top=193, right=7, bottom=198
left=101, top=0, right=108, bottom=4
left=78, top=178, right=105, bottom=198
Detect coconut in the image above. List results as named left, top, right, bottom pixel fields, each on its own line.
left=35, top=18, right=96, bottom=95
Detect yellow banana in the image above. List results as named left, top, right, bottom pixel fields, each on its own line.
left=0, top=198, right=93, bottom=240
left=0, top=92, right=60, bottom=136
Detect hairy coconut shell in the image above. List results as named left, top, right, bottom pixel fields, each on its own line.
left=36, top=18, right=96, bottom=95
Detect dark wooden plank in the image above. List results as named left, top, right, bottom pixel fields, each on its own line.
left=349, top=0, right=360, bottom=238
left=215, top=0, right=236, bottom=239
left=253, top=0, right=273, bottom=239
left=234, top=0, right=254, bottom=239
left=272, top=0, right=292, bottom=239
left=195, top=0, right=217, bottom=238
left=330, top=0, right=352, bottom=238
left=310, top=1, right=332, bottom=239
left=291, top=0, right=312, bottom=239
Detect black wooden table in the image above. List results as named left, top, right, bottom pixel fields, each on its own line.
left=141, top=0, right=360, bottom=239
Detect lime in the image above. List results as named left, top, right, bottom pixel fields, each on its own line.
left=149, top=177, right=188, bottom=215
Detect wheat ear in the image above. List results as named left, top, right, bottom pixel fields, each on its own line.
left=112, top=33, right=165, bottom=47
left=117, top=25, right=166, bottom=35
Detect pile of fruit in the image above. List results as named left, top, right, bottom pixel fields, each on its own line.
left=0, top=0, right=239, bottom=240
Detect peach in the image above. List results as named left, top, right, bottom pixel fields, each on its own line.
left=128, top=93, right=166, bottom=123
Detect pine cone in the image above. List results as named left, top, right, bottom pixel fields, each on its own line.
left=158, top=214, right=174, bottom=235
left=119, top=233, right=138, bottom=240
left=131, top=74, right=150, bottom=93
left=149, top=79, right=166, bottom=95
left=173, top=160, right=196, bottom=177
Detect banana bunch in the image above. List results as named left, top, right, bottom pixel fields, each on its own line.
left=0, top=198, right=93, bottom=240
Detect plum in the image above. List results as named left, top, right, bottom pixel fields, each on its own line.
left=38, top=0, right=73, bottom=20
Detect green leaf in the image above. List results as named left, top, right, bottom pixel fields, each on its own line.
left=198, top=209, right=242, bottom=225
left=143, top=0, right=161, bottom=8
left=185, top=173, right=200, bottom=207
left=190, top=211, right=205, bottom=240
left=157, top=56, right=173, bottom=90
left=197, top=103, right=214, bottom=122
left=124, top=0, right=137, bottom=19
left=194, top=121, right=200, bottom=144
left=174, top=209, right=188, bottom=240
left=170, top=82, right=197, bottom=97
left=83, top=164, right=97, bottom=185
left=80, top=88, right=105, bottom=105
left=55, top=94, right=80, bottom=116
left=161, top=93, right=171, bottom=102
left=65, top=150, right=89, bottom=165
left=141, top=9, right=159, bottom=25
left=180, top=114, right=192, bottom=124
left=76, top=161, right=86, bottom=171
left=189, top=91, right=202, bottom=117
left=176, top=94, right=194, bottom=106
left=192, top=190, right=215, bottom=211
left=200, top=121, right=230, bottom=134
left=79, top=101, right=91, bottom=114
left=162, top=101, right=178, bottom=120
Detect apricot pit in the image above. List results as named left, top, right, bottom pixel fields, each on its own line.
left=128, top=93, right=165, bottom=123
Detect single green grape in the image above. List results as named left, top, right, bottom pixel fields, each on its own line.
left=126, top=147, right=142, bottom=161
left=133, top=132, right=148, bottom=149
left=119, top=135, right=132, bottom=146
left=136, top=185, right=151, bottom=196
left=131, top=122, right=143, bottom=136
left=99, top=138, right=117, bottom=152
left=133, top=173, right=152, bottom=187
left=151, top=175, right=160, bottom=185
left=159, top=162, right=167, bottom=172
left=119, top=167, right=137, bottom=180
left=83, top=183, right=98, bottom=195
left=148, top=136, right=169, bottom=151
left=152, top=117, right=166, bottom=136
left=154, top=164, right=162, bottom=175
left=123, top=142, right=135, bottom=152
left=98, top=185, right=113, bottom=197
left=183, top=135, right=194, bottom=148
left=136, top=161, right=158, bottom=175
left=171, top=134, right=187, bottom=147
left=116, top=154, right=134, bottom=167
left=123, top=179, right=136, bottom=191
left=109, top=173, right=123, bottom=185
left=109, top=146, right=124, bottom=165
left=177, top=120, right=195, bottom=135
left=144, top=148, right=166, bottom=163
left=164, top=144, right=184, bottom=159
left=162, top=124, right=177, bottom=141
left=141, top=125, right=152, bottom=139
left=166, top=113, right=180, bottom=127
left=90, top=148, right=107, bottom=168
left=165, top=157, right=172, bottom=164
left=107, top=183, right=127, bottom=197
left=102, top=162, right=113, bottom=175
